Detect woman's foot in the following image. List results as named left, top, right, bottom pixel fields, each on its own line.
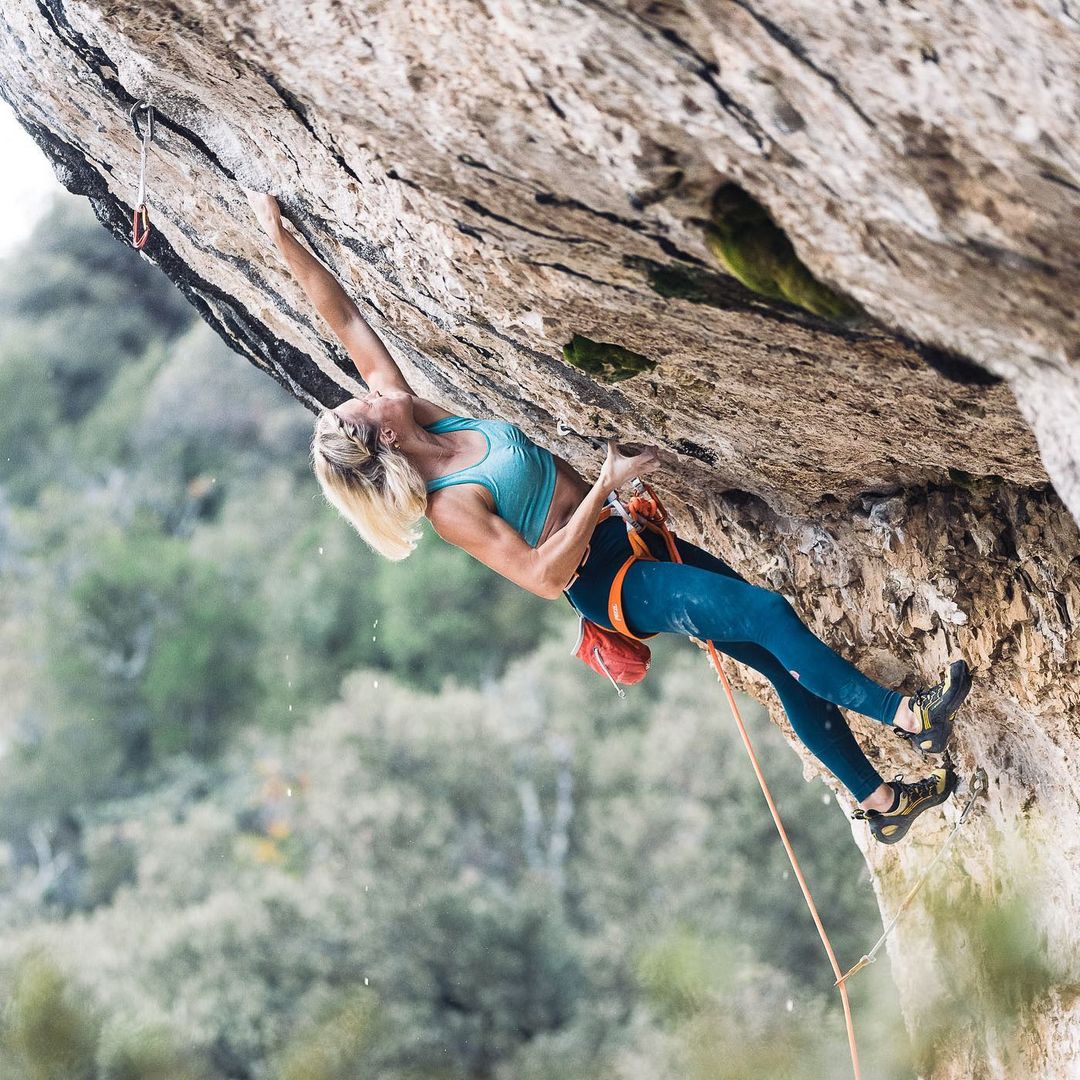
left=893, top=659, right=971, bottom=754
left=853, top=768, right=958, bottom=844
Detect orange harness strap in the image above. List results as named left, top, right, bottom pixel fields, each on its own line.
left=608, top=552, right=651, bottom=640
left=607, top=514, right=658, bottom=640
left=605, top=493, right=682, bottom=641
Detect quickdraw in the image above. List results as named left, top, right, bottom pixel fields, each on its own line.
left=129, top=102, right=154, bottom=249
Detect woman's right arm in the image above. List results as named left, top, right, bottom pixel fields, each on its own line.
left=431, top=442, right=661, bottom=599
left=244, top=189, right=413, bottom=396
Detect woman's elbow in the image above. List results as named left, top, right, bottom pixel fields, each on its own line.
left=533, top=568, right=568, bottom=601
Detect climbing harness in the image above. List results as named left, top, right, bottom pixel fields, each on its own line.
left=558, top=422, right=659, bottom=693
left=129, top=102, right=154, bottom=249
left=568, top=507, right=652, bottom=695
left=836, top=765, right=989, bottom=987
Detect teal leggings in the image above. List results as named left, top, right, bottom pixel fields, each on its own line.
left=566, top=520, right=901, bottom=800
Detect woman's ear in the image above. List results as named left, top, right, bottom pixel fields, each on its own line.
left=379, top=427, right=399, bottom=448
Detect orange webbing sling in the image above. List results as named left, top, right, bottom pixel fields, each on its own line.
left=606, top=481, right=863, bottom=1080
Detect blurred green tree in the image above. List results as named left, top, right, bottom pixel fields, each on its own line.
left=0, top=649, right=896, bottom=1079
left=0, top=950, right=205, bottom=1080
left=46, top=523, right=265, bottom=765
left=372, top=522, right=561, bottom=690
left=275, top=991, right=384, bottom=1080
left=0, top=521, right=265, bottom=842
left=0, top=345, right=63, bottom=503
left=0, top=197, right=192, bottom=425
left=0, top=952, right=100, bottom=1080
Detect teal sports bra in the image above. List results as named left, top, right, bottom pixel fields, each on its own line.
left=422, top=415, right=558, bottom=548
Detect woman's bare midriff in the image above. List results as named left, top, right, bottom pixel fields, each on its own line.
left=534, top=454, right=593, bottom=547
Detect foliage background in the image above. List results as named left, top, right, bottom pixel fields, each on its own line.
left=0, top=197, right=908, bottom=1079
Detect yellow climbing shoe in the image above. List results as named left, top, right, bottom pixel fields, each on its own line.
left=853, top=767, right=958, bottom=844
left=897, top=659, right=971, bottom=755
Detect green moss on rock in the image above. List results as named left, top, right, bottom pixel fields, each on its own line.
left=562, top=334, right=656, bottom=382
left=705, top=183, right=862, bottom=322
left=640, top=259, right=757, bottom=310
left=947, top=467, right=1005, bottom=494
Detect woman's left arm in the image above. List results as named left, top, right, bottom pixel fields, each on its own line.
left=245, top=189, right=413, bottom=395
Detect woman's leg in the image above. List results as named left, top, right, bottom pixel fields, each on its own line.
left=667, top=538, right=885, bottom=800
left=620, top=555, right=904, bottom=725
left=719, top=639, right=885, bottom=801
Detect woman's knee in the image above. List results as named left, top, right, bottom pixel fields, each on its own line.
left=749, top=585, right=796, bottom=623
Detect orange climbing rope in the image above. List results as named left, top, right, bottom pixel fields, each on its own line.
left=619, top=480, right=862, bottom=1080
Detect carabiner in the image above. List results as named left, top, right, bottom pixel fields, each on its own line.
left=129, top=101, right=154, bottom=143
left=132, top=205, right=151, bottom=250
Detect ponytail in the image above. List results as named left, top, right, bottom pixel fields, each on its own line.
left=310, top=409, right=428, bottom=561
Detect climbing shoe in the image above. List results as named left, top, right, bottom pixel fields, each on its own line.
left=895, top=659, right=971, bottom=755
left=853, top=767, right=958, bottom=844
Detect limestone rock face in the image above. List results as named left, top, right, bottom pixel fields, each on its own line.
left=1, top=1, right=1078, bottom=1075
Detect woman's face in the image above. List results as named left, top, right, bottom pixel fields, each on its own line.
left=334, top=390, right=413, bottom=442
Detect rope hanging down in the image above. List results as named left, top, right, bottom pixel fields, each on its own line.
left=128, top=102, right=154, bottom=249
left=556, top=422, right=990, bottom=1079
left=620, top=479, right=863, bottom=1080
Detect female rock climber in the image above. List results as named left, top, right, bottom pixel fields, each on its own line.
left=246, top=190, right=970, bottom=845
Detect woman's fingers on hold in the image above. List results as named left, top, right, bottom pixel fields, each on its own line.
left=242, top=189, right=282, bottom=231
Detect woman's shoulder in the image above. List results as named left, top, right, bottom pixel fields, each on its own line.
left=412, top=397, right=462, bottom=427
left=414, top=401, right=511, bottom=433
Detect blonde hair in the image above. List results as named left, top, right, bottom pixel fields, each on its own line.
left=310, top=409, right=428, bottom=561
